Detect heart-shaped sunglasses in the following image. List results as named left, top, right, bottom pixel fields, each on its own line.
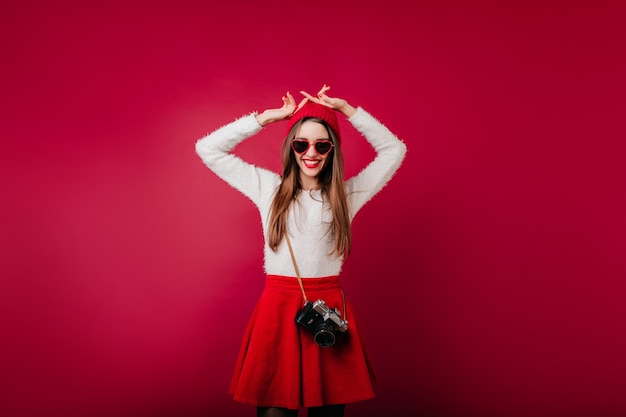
left=291, top=139, right=334, bottom=156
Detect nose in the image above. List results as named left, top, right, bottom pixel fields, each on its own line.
left=304, top=142, right=319, bottom=157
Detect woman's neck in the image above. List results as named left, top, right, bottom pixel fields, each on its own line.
left=299, top=175, right=320, bottom=191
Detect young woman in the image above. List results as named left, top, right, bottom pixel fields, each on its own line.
left=195, top=85, right=407, bottom=417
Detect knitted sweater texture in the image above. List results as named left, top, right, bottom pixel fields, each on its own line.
left=195, top=107, right=406, bottom=278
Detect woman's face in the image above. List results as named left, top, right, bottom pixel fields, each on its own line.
left=293, top=120, right=332, bottom=189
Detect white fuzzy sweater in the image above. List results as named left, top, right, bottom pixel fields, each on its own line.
left=195, top=107, right=407, bottom=278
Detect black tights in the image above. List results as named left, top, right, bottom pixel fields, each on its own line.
left=257, top=404, right=345, bottom=417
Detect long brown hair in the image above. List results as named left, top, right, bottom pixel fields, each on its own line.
left=267, top=118, right=352, bottom=256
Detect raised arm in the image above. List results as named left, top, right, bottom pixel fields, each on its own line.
left=344, top=108, right=407, bottom=216
left=254, top=91, right=304, bottom=126
left=299, top=85, right=407, bottom=218
left=195, top=92, right=302, bottom=204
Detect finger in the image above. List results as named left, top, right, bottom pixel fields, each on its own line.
left=299, top=90, right=319, bottom=102
left=285, top=91, right=295, bottom=105
left=318, top=94, right=330, bottom=104
left=294, top=97, right=309, bottom=113
left=309, top=93, right=333, bottom=109
left=317, top=84, right=330, bottom=96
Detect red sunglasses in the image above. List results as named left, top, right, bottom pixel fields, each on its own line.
left=291, top=139, right=334, bottom=156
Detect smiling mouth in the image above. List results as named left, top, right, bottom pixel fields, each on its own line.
left=303, top=159, right=321, bottom=169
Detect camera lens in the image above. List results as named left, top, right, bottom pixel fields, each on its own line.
left=314, top=330, right=336, bottom=348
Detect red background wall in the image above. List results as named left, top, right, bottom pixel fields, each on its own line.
left=2, top=1, right=625, bottom=416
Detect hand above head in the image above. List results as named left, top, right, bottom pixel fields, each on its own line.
left=298, top=84, right=357, bottom=118
left=255, top=91, right=308, bottom=127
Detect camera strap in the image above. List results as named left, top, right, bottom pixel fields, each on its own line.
left=284, top=232, right=309, bottom=303
left=284, top=233, right=346, bottom=320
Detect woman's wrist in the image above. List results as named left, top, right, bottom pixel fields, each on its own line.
left=338, top=103, right=357, bottom=118
left=254, top=110, right=276, bottom=127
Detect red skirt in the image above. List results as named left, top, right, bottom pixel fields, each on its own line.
left=229, top=275, right=376, bottom=409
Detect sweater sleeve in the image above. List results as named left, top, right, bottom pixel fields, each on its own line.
left=345, top=107, right=408, bottom=218
left=195, top=113, right=280, bottom=206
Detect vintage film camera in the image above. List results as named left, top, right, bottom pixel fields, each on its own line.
left=295, top=299, right=349, bottom=347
